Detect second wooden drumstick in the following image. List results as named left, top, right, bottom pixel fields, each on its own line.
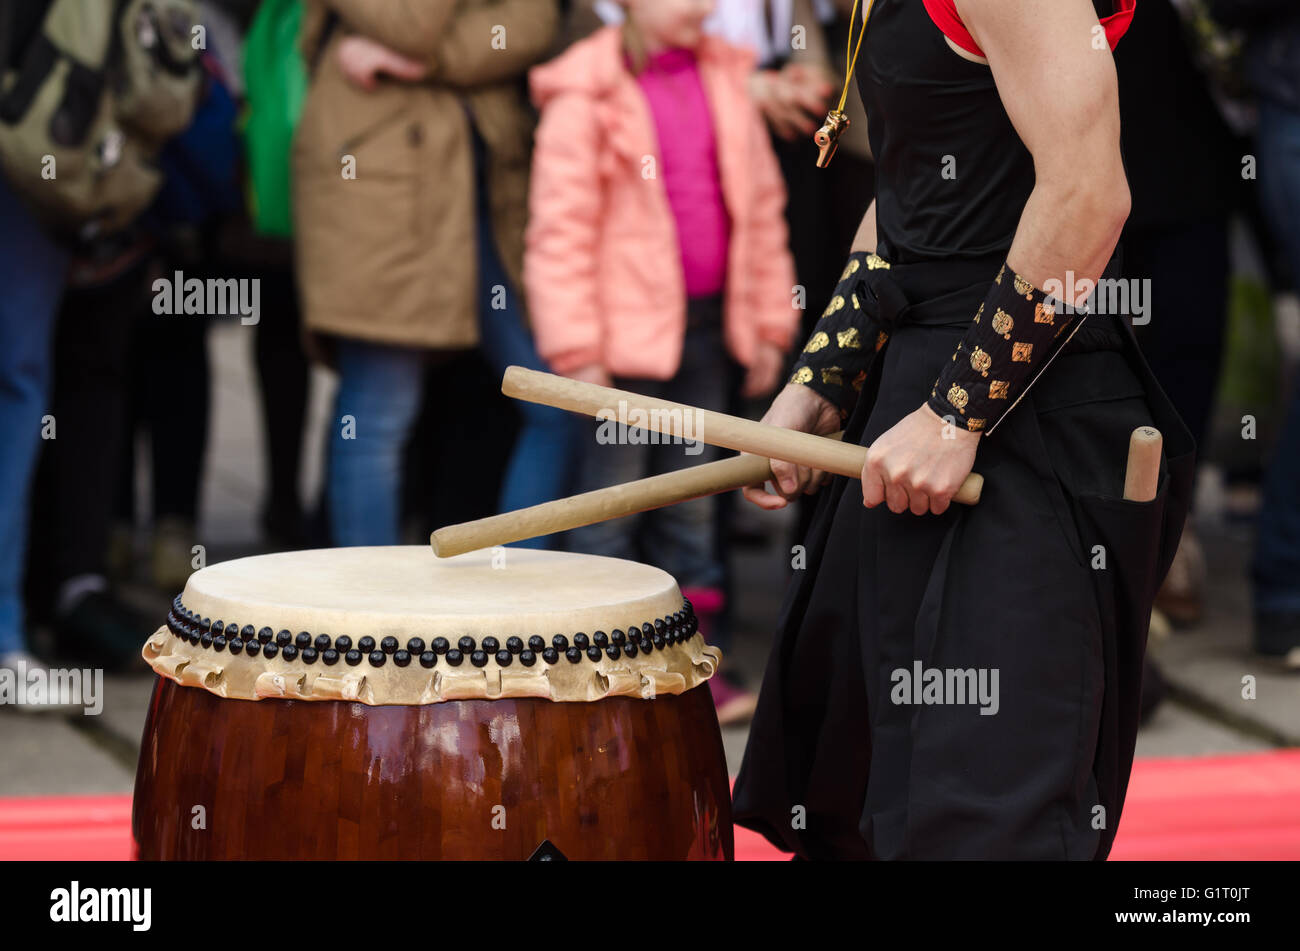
left=502, top=366, right=984, bottom=506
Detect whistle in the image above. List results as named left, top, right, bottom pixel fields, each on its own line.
left=815, top=110, right=850, bottom=168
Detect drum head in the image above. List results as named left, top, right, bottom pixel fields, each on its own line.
left=144, top=547, right=717, bottom=705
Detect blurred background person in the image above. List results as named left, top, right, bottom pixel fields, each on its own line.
left=31, top=230, right=166, bottom=670
left=1210, top=0, right=1300, bottom=668
left=1111, top=0, right=1241, bottom=717
left=112, top=48, right=244, bottom=596
left=2, top=0, right=203, bottom=677
left=0, top=154, right=67, bottom=685
left=33, top=20, right=239, bottom=671
left=228, top=0, right=317, bottom=551
left=292, top=0, right=564, bottom=548
left=526, top=0, right=799, bottom=724
left=1115, top=0, right=1244, bottom=635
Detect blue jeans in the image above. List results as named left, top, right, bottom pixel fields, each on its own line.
left=566, top=297, right=729, bottom=589
left=474, top=222, right=580, bottom=534
left=0, top=177, right=68, bottom=653
left=471, top=136, right=579, bottom=543
left=1253, top=101, right=1300, bottom=616
left=328, top=340, right=425, bottom=547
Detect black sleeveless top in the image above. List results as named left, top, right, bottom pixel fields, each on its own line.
left=859, top=1, right=1116, bottom=264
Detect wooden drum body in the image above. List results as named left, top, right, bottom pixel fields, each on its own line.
left=132, top=547, right=733, bottom=860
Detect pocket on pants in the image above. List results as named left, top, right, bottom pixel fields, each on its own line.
left=1071, top=481, right=1171, bottom=858
left=1074, top=487, right=1168, bottom=625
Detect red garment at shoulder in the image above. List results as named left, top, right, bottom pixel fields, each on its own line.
left=920, top=0, right=1136, bottom=58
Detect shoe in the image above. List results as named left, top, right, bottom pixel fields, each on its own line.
left=0, top=650, right=89, bottom=714
left=709, top=674, right=759, bottom=727
left=152, top=517, right=196, bottom=592
left=1254, top=609, right=1300, bottom=666
left=1153, top=526, right=1206, bottom=627
left=53, top=591, right=151, bottom=672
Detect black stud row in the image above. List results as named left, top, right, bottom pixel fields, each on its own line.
left=164, top=594, right=699, bottom=670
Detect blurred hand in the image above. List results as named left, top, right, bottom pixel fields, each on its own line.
left=749, top=70, right=813, bottom=141
left=337, top=35, right=427, bottom=91
left=862, top=404, right=980, bottom=516
left=741, top=340, right=784, bottom=399
left=567, top=363, right=613, bottom=389
left=749, top=64, right=834, bottom=141
left=782, top=62, right=835, bottom=117
left=741, top=383, right=843, bottom=510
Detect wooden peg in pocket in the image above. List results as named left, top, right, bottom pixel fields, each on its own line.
left=1123, top=426, right=1163, bottom=503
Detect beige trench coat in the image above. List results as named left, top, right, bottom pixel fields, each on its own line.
left=294, top=0, right=559, bottom=352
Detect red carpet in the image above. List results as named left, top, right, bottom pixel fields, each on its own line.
left=4, top=751, right=1299, bottom=860
left=0, top=794, right=134, bottom=861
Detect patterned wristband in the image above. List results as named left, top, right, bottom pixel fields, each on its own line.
left=928, top=262, right=1078, bottom=434
left=789, top=251, right=891, bottom=414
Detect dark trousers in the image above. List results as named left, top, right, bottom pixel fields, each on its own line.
left=39, top=257, right=151, bottom=585
left=252, top=267, right=308, bottom=533
left=118, top=266, right=213, bottom=525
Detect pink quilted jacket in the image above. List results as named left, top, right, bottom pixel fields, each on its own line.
left=525, top=26, right=799, bottom=379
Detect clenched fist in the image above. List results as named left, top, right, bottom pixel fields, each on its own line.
left=861, top=404, right=979, bottom=516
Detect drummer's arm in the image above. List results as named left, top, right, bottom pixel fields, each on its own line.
left=860, top=0, right=1129, bottom=516
left=957, top=0, right=1129, bottom=303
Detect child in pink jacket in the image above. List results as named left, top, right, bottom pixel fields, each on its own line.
left=525, top=0, right=799, bottom=714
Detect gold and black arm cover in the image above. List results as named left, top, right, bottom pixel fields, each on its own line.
left=927, top=262, right=1082, bottom=434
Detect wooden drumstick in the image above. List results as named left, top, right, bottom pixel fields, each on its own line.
left=502, top=366, right=984, bottom=505
left=432, top=451, right=776, bottom=557
left=1123, top=426, right=1163, bottom=502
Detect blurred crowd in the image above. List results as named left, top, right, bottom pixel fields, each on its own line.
left=0, top=0, right=1297, bottom=726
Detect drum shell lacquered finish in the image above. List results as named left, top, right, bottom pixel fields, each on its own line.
left=132, top=677, right=733, bottom=860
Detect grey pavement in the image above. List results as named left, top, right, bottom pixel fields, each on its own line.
left=1, top=321, right=1294, bottom=796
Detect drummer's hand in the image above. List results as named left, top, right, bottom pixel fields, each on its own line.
left=862, top=404, right=979, bottom=516
left=567, top=363, right=613, bottom=389
left=742, top=383, right=842, bottom=510
left=741, top=341, right=784, bottom=399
